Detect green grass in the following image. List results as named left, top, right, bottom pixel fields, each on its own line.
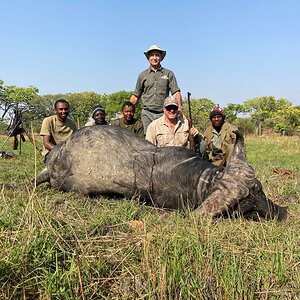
left=0, top=135, right=299, bottom=299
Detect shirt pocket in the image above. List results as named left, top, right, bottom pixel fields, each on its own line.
left=157, top=75, right=169, bottom=91
left=176, top=131, right=189, bottom=147
left=156, top=132, right=173, bottom=146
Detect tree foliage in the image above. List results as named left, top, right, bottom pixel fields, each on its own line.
left=63, top=90, right=132, bottom=126
left=225, top=103, right=246, bottom=123
left=0, top=80, right=40, bottom=133
left=272, top=106, right=300, bottom=135
left=1, top=80, right=299, bottom=136
left=104, top=90, right=134, bottom=120
left=0, top=80, right=39, bottom=119
left=243, top=96, right=292, bottom=135
left=183, top=97, right=214, bottom=131
left=234, top=118, right=256, bottom=136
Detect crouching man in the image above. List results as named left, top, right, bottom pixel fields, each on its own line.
left=40, top=98, right=77, bottom=161
left=202, top=104, right=238, bottom=167
left=146, top=96, right=199, bottom=147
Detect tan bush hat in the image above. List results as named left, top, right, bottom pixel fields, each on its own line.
left=164, top=96, right=179, bottom=108
left=144, top=45, right=166, bottom=61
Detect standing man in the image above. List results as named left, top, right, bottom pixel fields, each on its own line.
left=40, top=98, right=77, bottom=160
left=202, top=104, right=238, bottom=167
left=146, top=97, right=198, bottom=147
left=111, top=101, right=144, bottom=137
left=130, top=44, right=182, bottom=132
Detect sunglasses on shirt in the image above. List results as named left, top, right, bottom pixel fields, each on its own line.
left=165, top=105, right=178, bottom=112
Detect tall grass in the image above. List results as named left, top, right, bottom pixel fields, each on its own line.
left=0, top=135, right=299, bottom=299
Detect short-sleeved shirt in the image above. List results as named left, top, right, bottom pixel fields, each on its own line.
left=145, top=115, right=190, bottom=147
left=111, top=117, right=144, bottom=138
left=132, top=66, right=180, bottom=112
left=40, top=115, right=77, bottom=156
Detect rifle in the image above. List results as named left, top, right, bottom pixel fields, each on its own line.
left=187, top=92, right=196, bottom=152
left=187, top=92, right=201, bottom=154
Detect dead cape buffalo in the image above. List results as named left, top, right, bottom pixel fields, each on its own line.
left=35, top=126, right=287, bottom=220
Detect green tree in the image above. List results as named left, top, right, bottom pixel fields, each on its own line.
left=224, top=103, right=246, bottom=123
left=46, top=90, right=133, bottom=126
left=104, top=90, right=134, bottom=121
left=0, top=80, right=39, bottom=119
left=243, top=96, right=292, bottom=135
left=63, top=92, right=103, bottom=126
left=273, top=106, right=300, bottom=135
left=0, top=80, right=40, bottom=133
left=182, top=97, right=214, bottom=131
left=234, top=117, right=255, bottom=136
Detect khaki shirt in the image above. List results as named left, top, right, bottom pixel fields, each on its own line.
left=203, top=122, right=238, bottom=166
left=146, top=115, right=189, bottom=147
left=111, top=117, right=144, bottom=138
left=40, top=115, right=77, bottom=156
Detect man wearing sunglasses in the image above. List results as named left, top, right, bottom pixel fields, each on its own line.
left=146, top=96, right=199, bottom=147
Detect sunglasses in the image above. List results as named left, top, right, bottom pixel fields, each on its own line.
left=165, top=105, right=178, bottom=112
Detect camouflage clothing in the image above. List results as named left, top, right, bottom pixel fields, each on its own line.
left=202, top=122, right=238, bottom=167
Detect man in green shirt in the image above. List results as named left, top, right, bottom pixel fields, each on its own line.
left=130, top=45, right=182, bottom=132
left=40, top=99, right=77, bottom=160
left=111, top=101, right=144, bottom=138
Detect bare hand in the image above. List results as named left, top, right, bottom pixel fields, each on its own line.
left=190, top=127, right=199, bottom=137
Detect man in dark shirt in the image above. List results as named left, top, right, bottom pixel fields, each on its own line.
left=130, top=45, right=182, bottom=132
left=111, top=101, right=144, bottom=138
left=85, top=105, right=108, bottom=126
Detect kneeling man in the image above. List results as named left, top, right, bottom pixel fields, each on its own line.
left=146, top=96, right=198, bottom=147
left=40, top=98, right=77, bottom=161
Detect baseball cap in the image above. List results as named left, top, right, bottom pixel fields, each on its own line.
left=164, top=97, right=179, bottom=108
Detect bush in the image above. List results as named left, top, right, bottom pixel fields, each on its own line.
left=233, top=117, right=255, bottom=135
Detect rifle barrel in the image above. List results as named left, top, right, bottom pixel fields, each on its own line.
left=187, top=92, right=196, bottom=152
left=187, top=92, right=192, bottom=120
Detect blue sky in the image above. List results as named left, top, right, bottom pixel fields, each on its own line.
left=1, top=0, right=299, bottom=107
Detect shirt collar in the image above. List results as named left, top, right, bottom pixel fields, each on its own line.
left=148, top=65, right=163, bottom=74
left=162, top=115, right=182, bottom=126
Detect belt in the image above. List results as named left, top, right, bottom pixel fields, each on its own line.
left=144, top=108, right=163, bottom=114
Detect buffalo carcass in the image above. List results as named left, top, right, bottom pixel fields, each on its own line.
left=35, top=126, right=287, bottom=220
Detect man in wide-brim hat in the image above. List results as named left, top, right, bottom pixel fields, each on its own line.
left=143, top=45, right=166, bottom=61
left=130, top=44, right=182, bottom=133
